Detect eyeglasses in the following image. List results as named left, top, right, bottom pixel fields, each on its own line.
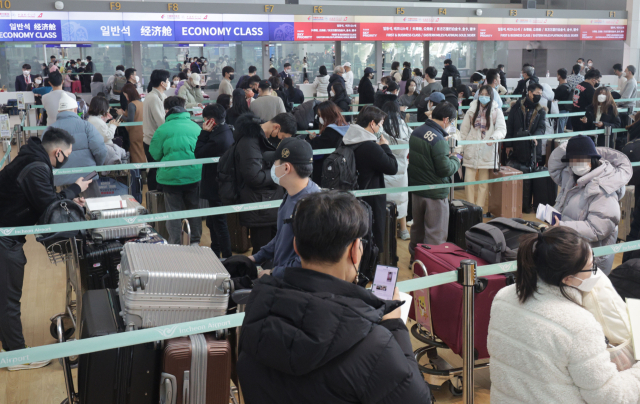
left=577, top=252, right=598, bottom=275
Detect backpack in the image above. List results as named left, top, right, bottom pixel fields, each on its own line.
left=465, top=218, right=542, bottom=263
left=356, top=199, right=380, bottom=287
left=321, top=142, right=363, bottom=191
left=112, top=75, right=127, bottom=95
left=452, top=73, right=462, bottom=88
left=217, top=142, right=240, bottom=206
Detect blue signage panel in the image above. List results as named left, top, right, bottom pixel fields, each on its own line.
left=223, top=21, right=269, bottom=41
left=173, top=22, right=224, bottom=41
left=123, top=20, right=175, bottom=41
left=1, top=20, right=62, bottom=41
left=269, top=21, right=295, bottom=41
left=63, top=20, right=126, bottom=42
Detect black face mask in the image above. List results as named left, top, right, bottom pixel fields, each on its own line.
left=528, top=94, right=541, bottom=105
left=55, top=150, right=68, bottom=168
left=229, top=74, right=235, bottom=81
left=594, top=81, right=600, bottom=88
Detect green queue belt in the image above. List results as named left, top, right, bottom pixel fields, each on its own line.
left=0, top=237, right=636, bottom=368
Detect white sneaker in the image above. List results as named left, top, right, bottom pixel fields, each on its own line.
left=406, top=220, right=414, bottom=227
left=1, top=348, right=52, bottom=371
left=397, top=230, right=411, bottom=240
left=190, top=242, right=201, bottom=247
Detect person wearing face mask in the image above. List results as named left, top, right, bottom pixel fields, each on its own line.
left=398, top=79, right=419, bottom=122
left=231, top=112, right=297, bottom=254
left=142, top=69, right=171, bottom=191
left=473, top=69, right=503, bottom=108
left=279, top=62, right=292, bottom=82
left=513, top=65, right=539, bottom=97
left=313, top=65, right=330, bottom=100
left=177, top=72, right=204, bottom=109
left=248, top=137, right=321, bottom=278
left=374, top=80, right=400, bottom=110
left=581, top=87, right=621, bottom=146
left=571, top=69, right=602, bottom=133
left=0, top=129, right=91, bottom=370
left=86, top=96, right=126, bottom=166
left=408, top=102, right=461, bottom=258
left=329, top=82, right=351, bottom=121
left=50, top=92, right=107, bottom=198
left=357, top=67, right=376, bottom=111
left=460, top=85, right=507, bottom=209
left=342, top=106, right=399, bottom=255
left=584, top=58, right=594, bottom=74
left=416, top=67, right=443, bottom=122
left=342, top=62, right=354, bottom=95
left=505, top=83, right=546, bottom=169
left=576, top=57, right=586, bottom=75
left=307, top=101, right=350, bottom=184
left=548, top=134, right=632, bottom=273
left=488, top=226, right=640, bottom=404
left=30, top=74, right=50, bottom=125
left=15, top=63, right=34, bottom=92
left=238, top=190, right=431, bottom=404
left=149, top=96, right=203, bottom=245
left=219, top=66, right=235, bottom=96
left=327, top=65, right=346, bottom=97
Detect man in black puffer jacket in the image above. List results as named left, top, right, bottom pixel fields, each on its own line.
left=327, top=65, right=346, bottom=96
left=0, top=128, right=91, bottom=366
left=440, top=59, right=460, bottom=88
left=238, top=191, right=431, bottom=404
left=195, top=104, right=234, bottom=258
left=232, top=112, right=297, bottom=255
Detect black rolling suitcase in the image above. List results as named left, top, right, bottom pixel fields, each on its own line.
left=227, top=212, right=251, bottom=253
left=532, top=167, right=557, bottom=213
left=447, top=200, right=482, bottom=249
left=379, top=201, right=399, bottom=267
left=79, top=241, right=123, bottom=290
left=78, top=289, right=161, bottom=404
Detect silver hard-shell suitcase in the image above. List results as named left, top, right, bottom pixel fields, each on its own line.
left=91, top=224, right=152, bottom=243
left=118, top=243, right=231, bottom=329
left=85, top=195, right=147, bottom=220
left=145, top=191, right=170, bottom=240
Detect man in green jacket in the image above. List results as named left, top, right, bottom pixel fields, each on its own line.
left=150, top=96, right=203, bottom=245
left=407, top=101, right=460, bottom=260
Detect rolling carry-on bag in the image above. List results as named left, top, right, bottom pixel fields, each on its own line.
left=488, top=166, right=523, bottom=218
left=413, top=243, right=509, bottom=359
left=531, top=168, right=557, bottom=213
left=85, top=195, right=151, bottom=242
left=78, top=289, right=161, bottom=404
left=119, top=243, right=232, bottom=329
left=146, top=190, right=171, bottom=241
left=227, top=212, right=251, bottom=254
left=160, top=334, right=232, bottom=404
left=447, top=200, right=483, bottom=249
left=79, top=241, right=123, bottom=290
left=618, top=185, right=635, bottom=241
left=465, top=217, right=541, bottom=263
left=379, top=201, right=399, bottom=267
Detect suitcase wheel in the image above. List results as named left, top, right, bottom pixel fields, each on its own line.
left=50, top=316, right=74, bottom=340
left=449, top=376, right=463, bottom=396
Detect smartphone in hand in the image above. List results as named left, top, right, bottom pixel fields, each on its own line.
left=371, top=265, right=399, bottom=300
left=83, top=171, right=98, bottom=181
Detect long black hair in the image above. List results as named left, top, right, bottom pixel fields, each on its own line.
left=381, top=101, right=402, bottom=142
left=472, top=85, right=494, bottom=126
left=401, top=67, right=411, bottom=82
left=228, top=88, right=250, bottom=116
left=516, top=227, right=592, bottom=304
left=405, top=79, right=417, bottom=95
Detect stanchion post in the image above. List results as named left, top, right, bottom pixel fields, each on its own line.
left=604, top=125, right=612, bottom=148
left=459, top=259, right=476, bottom=404
left=448, top=136, right=457, bottom=200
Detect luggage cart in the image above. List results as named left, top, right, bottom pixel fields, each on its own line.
left=39, top=236, right=83, bottom=404
left=410, top=261, right=489, bottom=397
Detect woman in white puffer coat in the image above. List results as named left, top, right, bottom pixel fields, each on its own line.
left=488, top=226, right=640, bottom=404
left=459, top=84, right=507, bottom=208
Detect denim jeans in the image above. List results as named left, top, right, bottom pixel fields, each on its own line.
left=163, top=183, right=203, bottom=245
left=206, top=198, right=232, bottom=258
left=557, top=111, right=569, bottom=133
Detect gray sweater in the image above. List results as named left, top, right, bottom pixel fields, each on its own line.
left=249, top=94, right=286, bottom=122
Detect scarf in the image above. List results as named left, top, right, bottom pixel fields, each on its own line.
left=473, top=104, right=488, bottom=139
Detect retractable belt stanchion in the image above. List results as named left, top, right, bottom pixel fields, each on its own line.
left=459, top=259, right=477, bottom=404
left=448, top=136, right=457, bottom=200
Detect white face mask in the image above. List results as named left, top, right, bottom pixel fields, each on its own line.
left=588, top=62, right=593, bottom=67
left=23, top=70, right=30, bottom=76
left=135, top=75, right=140, bottom=83
left=318, top=117, right=324, bottom=125
left=597, top=94, right=606, bottom=103
left=35, top=79, right=42, bottom=84
left=378, top=83, right=385, bottom=90
left=173, top=80, right=179, bottom=84
left=571, top=163, right=591, bottom=176
left=187, top=73, right=192, bottom=78
left=569, top=268, right=602, bottom=292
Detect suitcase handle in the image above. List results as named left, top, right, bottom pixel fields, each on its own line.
left=159, top=373, right=177, bottom=404
left=183, top=370, right=190, bottom=404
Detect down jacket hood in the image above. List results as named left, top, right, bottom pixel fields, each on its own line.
left=342, top=123, right=376, bottom=145
left=233, top=112, right=266, bottom=143
left=239, top=268, right=401, bottom=376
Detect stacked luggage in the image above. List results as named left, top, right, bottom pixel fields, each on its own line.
left=78, top=243, right=233, bottom=401
left=85, top=195, right=151, bottom=243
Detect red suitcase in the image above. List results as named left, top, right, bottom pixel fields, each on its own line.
left=413, top=243, right=509, bottom=359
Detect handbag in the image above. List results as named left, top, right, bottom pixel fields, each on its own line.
left=35, top=199, right=86, bottom=248
left=582, top=274, right=637, bottom=370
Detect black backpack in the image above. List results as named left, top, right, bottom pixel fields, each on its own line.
left=217, top=142, right=240, bottom=206
left=356, top=199, right=379, bottom=287
left=321, top=142, right=363, bottom=190
left=452, top=73, right=462, bottom=88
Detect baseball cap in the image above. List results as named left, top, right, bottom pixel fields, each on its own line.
left=190, top=73, right=200, bottom=83
left=58, top=92, right=78, bottom=111
left=263, top=137, right=313, bottom=165
left=364, top=67, right=376, bottom=75
left=343, top=62, right=351, bottom=67
left=386, top=81, right=399, bottom=92
left=258, top=79, right=272, bottom=91
left=429, top=92, right=445, bottom=104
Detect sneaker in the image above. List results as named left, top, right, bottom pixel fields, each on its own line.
left=406, top=220, right=413, bottom=227
left=2, top=348, right=52, bottom=371
left=397, top=230, right=410, bottom=240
